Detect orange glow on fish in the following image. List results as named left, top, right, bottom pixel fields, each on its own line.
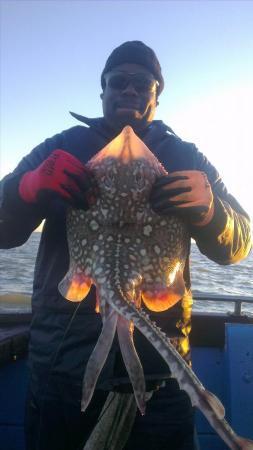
left=141, top=263, right=185, bottom=312
left=142, top=286, right=182, bottom=312
left=66, top=275, right=92, bottom=302
left=87, top=126, right=162, bottom=166
left=95, top=294, right=100, bottom=313
left=167, top=261, right=181, bottom=285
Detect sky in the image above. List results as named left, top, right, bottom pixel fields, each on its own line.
left=1, top=0, right=253, bottom=219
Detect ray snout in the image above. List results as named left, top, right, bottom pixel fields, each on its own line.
left=87, top=126, right=167, bottom=171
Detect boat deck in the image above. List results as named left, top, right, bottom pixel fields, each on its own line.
left=0, top=295, right=253, bottom=449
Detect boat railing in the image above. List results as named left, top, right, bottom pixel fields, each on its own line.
left=193, top=293, right=253, bottom=316
left=0, top=293, right=252, bottom=323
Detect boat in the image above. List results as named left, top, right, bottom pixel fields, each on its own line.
left=0, top=293, right=252, bottom=450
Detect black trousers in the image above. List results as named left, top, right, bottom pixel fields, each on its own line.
left=24, top=376, right=199, bottom=450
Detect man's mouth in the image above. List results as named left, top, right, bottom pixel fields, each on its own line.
left=115, top=106, right=142, bottom=119
left=116, top=102, right=140, bottom=111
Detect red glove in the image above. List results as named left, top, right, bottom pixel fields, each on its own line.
left=19, top=149, right=98, bottom=209
left=150, top=170, right=214, bottom=226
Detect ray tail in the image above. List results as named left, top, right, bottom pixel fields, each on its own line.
left=106, top=289, right=253, bottom=450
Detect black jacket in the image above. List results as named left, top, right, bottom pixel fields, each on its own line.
left=0, top=116, right=251, bottom=389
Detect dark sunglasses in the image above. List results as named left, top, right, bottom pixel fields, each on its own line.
left=105, top=72, right=159, bottom=93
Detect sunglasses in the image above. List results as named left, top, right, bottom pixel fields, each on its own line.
left=105, top=72, right=159, bottom=93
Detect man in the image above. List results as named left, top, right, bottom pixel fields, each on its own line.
left=0, top=41, right=251, bottom=450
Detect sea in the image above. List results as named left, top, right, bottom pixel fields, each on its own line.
left=0, top=232, right=252, bottom=315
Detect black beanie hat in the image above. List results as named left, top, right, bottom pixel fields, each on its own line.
left=101, top=41, right=164, bottom=96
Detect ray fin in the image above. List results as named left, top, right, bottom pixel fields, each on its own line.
left=235, top=437, right=253, bottom=449
left=81, top=308, right=118, bottom=412
left=58, top=265, right=92, bottom=301
left=117, top=315, right=146, bottom=415
left=142, top=271, right=185, bottom=312
left=201, top=390, right=225, bottom=420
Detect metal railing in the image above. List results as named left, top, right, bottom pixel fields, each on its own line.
left=193, top=293, right=253, bottom=316
left=0, top=293, right=252, bottom=321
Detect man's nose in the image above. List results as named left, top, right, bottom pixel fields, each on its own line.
left=121, top=82, right=138, bottom=95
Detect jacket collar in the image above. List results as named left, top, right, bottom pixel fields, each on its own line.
left=69, top=111, right=177, bottom=144
left=70, top=112, right=104, bottom=128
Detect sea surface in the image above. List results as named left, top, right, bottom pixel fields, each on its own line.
left=0, top=232, right=252, bottom=315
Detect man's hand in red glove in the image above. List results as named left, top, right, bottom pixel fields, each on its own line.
left=19, top=149, right=98, bottom=210
left=150, top=170, right=214, bottom=226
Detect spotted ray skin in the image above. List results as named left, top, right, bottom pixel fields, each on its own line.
left=59, top=127, right=253, bottom=450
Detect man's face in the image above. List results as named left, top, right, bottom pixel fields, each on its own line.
left=101, top=63, right=159, bottom=133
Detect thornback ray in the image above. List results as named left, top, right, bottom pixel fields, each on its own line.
left=59, top=126, right=253, bottom=450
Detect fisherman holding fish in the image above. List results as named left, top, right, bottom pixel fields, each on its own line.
left=0, top=41, right=252, bottom=450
